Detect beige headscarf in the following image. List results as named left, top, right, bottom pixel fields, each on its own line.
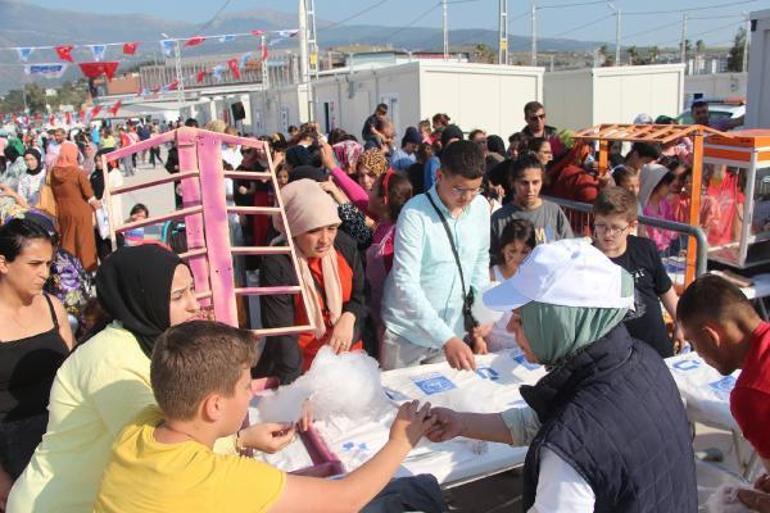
left=278, top=179, right=343, bottom=339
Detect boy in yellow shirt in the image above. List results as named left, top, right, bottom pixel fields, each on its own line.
left=94, top=320, right=435, bottom=513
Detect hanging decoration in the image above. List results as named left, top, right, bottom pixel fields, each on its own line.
left=123, top=42, right=139, bottom=55
left=23, top=63, right=68, bottom=79
left=196, top=70, right=207, bottom=83
left=78, top=61, right=120, bottom=80
left=55, top=45, right=75, bottom=62
left=109, top=100, right=122, bottom=116
left=227, top=58, right=241, bottom=80
left=160, top=39, right=175, bottom=57
left=89, top=44, right=107, bottom=62
left=185, top=36, right=206, bottom=47
left=16, top=47, right=34, bottom=62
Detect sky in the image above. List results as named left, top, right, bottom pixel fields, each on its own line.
left=19, top=0, right=770, bottom=47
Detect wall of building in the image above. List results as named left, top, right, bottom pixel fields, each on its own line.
left=249, top=84, right=309, bottom=135
left=684, top=72, right=748, bottom=106
left=543, top=64, right=685, bottom=130
left=747, top=9, right=770, bottom=128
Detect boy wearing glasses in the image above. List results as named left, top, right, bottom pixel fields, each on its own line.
left=592, top=187, right=685, bottom=358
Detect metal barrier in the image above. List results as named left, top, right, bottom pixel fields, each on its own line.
left=543, top=195, right=710, bottom=282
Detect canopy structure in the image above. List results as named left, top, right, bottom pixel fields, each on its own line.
left=574, top=123, right=731, bottom=286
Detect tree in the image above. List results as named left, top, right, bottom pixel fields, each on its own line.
left=627, top=45, right=638, bottom=65
left=649, top=46, right=660, bottom=63
left=695, top=39, right=706, bottom=55
left=598, top=44, right=614, bottom=67
left=472, top=43, right=496, bottom=64
left=727, top=27, right=747, bottom=72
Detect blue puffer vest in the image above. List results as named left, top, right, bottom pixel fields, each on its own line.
left=521, top=323, right=697, bottom=512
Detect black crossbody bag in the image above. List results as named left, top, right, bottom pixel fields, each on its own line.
left=426, top=192, right=479, bottom=339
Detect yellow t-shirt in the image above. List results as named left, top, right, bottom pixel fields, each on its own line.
left=94, top=407, right=286, bottom=513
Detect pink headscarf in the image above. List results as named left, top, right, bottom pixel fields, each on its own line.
left=55, top=141, right=79, bottom=168
left=333, top=140, right=363, bottom=172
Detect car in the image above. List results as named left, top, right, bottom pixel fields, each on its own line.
left=678, top=97, right=746, bottom=125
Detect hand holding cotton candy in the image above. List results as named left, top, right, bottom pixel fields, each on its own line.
left=472, top=283, right=505, bottom=325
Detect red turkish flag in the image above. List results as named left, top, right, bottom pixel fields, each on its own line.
left=228, top=58, right=241, bottom=80
left=78, top=61, right=120, bottom=80
left=109, top=100, right=122, bottom=116
left=251, top=30, right=264, bottom=37
left=196, top=70, right=207, bottom=83
left=185, top=36, right=206, bottom=47
left=123, top=42, right=139, bottom=55
left=167, top=80, right=179, bottom=91
left=55, top=45, right=75, bottom=62
left=90, top=105, right=102, bottom=119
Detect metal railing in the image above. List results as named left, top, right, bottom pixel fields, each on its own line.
left=543, top=195, right=709, bottom=278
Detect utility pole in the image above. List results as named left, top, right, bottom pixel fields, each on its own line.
left=742, top=13, right=750, bottom=72
left=498, top=0, right=508, bottom=65
left=173, top=40, right=186, bottom=107
left=530, top=1, right=537, bottom=66
left=680, top=13, right=688, bottom=64
left=607, top=2, right=621, bottom=66
left=298, top=0, right=315, bottom=121
left=442, top=0, right=449, bottom=59
left=261, top=34, right=270, bottom=90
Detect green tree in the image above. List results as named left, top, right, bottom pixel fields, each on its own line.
left=649, top=46, right=660, bottom=63
left=472, top=43, right=496, bottom=64
left=598, top=44, right=614, bottom=66
left=695, top=39, right=706, bottom=54
left=627, top=45, right=638, bottom=65
left=727, top=27, right=747, bottom=72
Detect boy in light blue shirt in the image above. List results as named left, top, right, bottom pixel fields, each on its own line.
left=381, top=139, right=491, bottom=371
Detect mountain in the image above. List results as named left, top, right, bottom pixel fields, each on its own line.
left=0, top=0, right=606, bottom=95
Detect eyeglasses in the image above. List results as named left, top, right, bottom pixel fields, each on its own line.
left=594, top=223, right=630, bottom=236
left=450, top=186, right=483, bottom=197
left=528, top=113, right=546, bottom=122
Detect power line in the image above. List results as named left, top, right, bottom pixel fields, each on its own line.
left=543, top=13, right=614, bottom=38
left=319, top=0, right=393, bottom=31
left=538, top=0, right=617, bottom=10
left=387, top=2, right=443, bottom=39
left=624, top=0, right=757, bottom=16
left=623, top=19, right=682, bottom=41
left=192, top=0, right=235, bottom=35
left=657, top=19, right=745, bottom=46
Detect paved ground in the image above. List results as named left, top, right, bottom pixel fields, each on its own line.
left=120, top=156, right=745, bottom=513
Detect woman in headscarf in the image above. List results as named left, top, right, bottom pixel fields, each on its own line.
left=426, top=239, right=697, bottom=513
left=50, top=141, right=100, bottom=271
left=0, top=143, right=27, bottom=213
left=15, top=149, right=46, bottom=208
left=256, top=179, right=366, bottom=384
left=332, top=139, right=363, bottom=177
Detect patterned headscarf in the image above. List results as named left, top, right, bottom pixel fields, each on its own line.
left=357, top=148, right=389, bottom=177
left=333, top=140, right=363, bottom=171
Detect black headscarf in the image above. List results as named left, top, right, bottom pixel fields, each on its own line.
left=95, top=245, right=185, bottom=357
left=23, top=148, right=43, bottom=176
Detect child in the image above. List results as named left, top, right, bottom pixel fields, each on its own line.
left=486, top=219, right=536, bottom=353
left=94, top=320, right=434, bottom=513
left=612, top=166, right=640, bottom=199
left=490, top=153, right=572, bottom=263
left=592, top=187, right=684, bottom=358
left=639, top=163, right=678, bottom=254
left=123, top=203, right=149, bottom=246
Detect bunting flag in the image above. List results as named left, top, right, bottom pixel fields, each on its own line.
left=24, top=63, right=68, bottom=79
left=123, top=42, right=139, bottom=55
left=78, top=61, right=120, bottom=80
left=55, top=45, right=75, bottom=62
left=275, top=29, right=299, bottom=38
left=185, top=36, right=206, bottom=47
left=196, top=70, right=207, bottom=83
left=109, top=100, right=122, bottom=116
left=167, top=80, right=179, bottom=91
left=227, top=58, right=241, bottom=80
left=89, top=44, right=107, bottom=62
left=251, top=30, right=264, bottom=37
left=151, top=85, right=161, bottom=93
left=16, top=47, right=34, bottom=62
left=89, top=105, right=103, bottom=119
left=219, top=34, right=236, bottom=43
left=160, top=39, right=175, bottom=57
left=140, top=88, right=150, bottom=96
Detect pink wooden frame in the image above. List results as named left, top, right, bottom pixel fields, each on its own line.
left=102, top=127, right=316, bottom=337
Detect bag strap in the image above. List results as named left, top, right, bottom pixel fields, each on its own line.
left=426, top=191, right=469, bottom=301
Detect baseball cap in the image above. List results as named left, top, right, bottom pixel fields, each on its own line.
left=483, top=239, right=635, bottom=312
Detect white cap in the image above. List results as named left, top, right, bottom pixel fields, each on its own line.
left=483, top=239, right=635, bottom=312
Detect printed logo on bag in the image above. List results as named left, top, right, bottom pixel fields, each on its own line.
left=411, top=372, right=457, bottom=395
left=672, top=359, right=702, bottom=372
left=476, top=367, right=500, bottom=381
left=708, top=375, right=737, bottom=397
left=513, top=353, right=541, bottom=371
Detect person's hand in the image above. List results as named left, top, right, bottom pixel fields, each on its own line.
left=755, top=475, right=770, bottom=494
left=738, top=489, right=770, bottom=512
left=320, top=142, right=337, bottom=170
left=318, top=178, right=348, bottom=205
left=328, top=312, right=355, bottom=354
left=299, top=400, right=313, bottom=432
left=0, top=184, right=13, bottom=197
left=89, top=199, right=102, bottom=211
left=238, top=185, right=249, bottom=196
left=672, top=325, right=686, bottom=354
left=444, top=337, right=476, bottom=371
left=238, top=422, right=296, bottom=454
left=472, top=336, right=488, bottom=355
left=389, top=400, right=434, bottom=449
left=424, top=407, right=464, bottom=443
left=472, top=324, right=493, bottom=340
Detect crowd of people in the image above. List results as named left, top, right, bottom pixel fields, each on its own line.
left=0, top=98, right=768, bottom=513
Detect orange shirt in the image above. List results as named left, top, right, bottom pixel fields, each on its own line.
left=293, top=252, right=362, bottom=371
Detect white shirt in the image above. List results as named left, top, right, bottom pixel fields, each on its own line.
left=528, top=449, right=596, bottom=513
